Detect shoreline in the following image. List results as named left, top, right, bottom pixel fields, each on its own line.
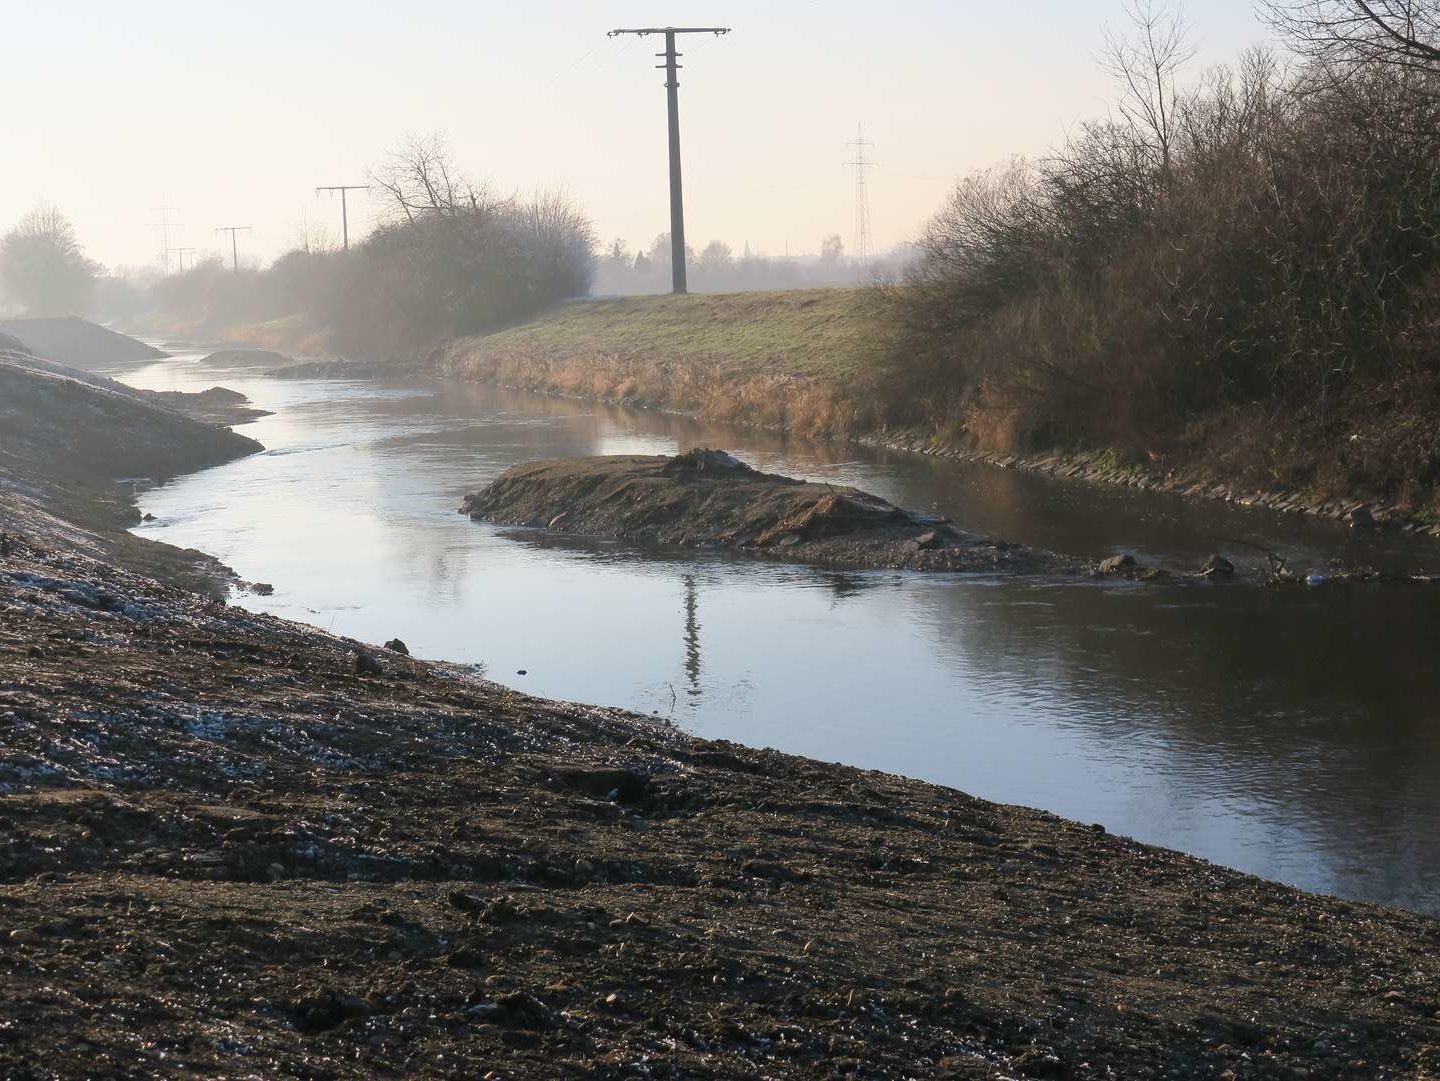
left=468, top=370, right=1440, bottom=542
left=164, top=294, right=1440, bottom=540
left=423, top=290, right=1440, bottom=543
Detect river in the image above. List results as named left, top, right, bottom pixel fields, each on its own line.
left=115, top=348, right=1440, bottom=916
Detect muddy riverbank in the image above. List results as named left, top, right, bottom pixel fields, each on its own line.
left=3, top=529, right=1440, bottom=1078
left=0, top=344, right=263, bottom=594
left=462, top=450, right=1093, bottom=576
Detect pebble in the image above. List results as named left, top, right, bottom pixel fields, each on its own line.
left=9, top=929, right=40, bottom=945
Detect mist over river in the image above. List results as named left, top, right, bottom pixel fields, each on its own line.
left=117, top=348, right=1440, bottom=916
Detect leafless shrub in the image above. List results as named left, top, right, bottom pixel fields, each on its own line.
left=878, top=7, right=1440, bottom=501
left=144, top=137, right=596, bottom=360
left=1262, top=0, right=1440, bottom=74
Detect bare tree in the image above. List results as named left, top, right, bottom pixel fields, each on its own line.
left=1101, top=1, right=1197, bottom=177
left=0, top=204, right=99, bottom=316
left=1262, top=0, right=1440, bottom=72
left=698, top=240, right=734, bottom=273
left=292, top=208, right=335, bottom=255
left=369, top=134, right=498, bottom=223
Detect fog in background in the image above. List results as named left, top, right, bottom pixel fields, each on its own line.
left=2, top=0, right=1269, bottom=279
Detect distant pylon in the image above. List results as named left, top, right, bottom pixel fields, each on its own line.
left=150, top=198, right=182, bottom=275
left=843, top=125, right=874, bottom=270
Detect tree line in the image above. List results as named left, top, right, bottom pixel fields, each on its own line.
left=592, top=233, right=895, bottom=294
left=0, top=137, right=597, bottom=361
left=878, top=0, right=1440, bottom=508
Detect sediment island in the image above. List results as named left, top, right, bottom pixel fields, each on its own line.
left=462, top=449, right=1091, bottom=576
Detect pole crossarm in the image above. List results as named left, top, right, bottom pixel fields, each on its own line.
left=607, top=27, right=730, bottom=37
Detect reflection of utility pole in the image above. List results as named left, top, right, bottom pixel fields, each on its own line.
left=682, top=574, right=702, bottom=700
left=215, top=226, right=252, bottom=274
left=315, top=185, right=370, bottom=251
left=607, top=25, right=731, bottom=295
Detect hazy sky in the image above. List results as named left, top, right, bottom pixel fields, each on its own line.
left=3, top=1, right=1273, bottom=271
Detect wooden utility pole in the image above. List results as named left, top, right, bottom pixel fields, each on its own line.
left=608, top=25, right=730, bottom=295
left=215, top=226, right=252, bottom=274
left=315, top=185, right=370, bottom=251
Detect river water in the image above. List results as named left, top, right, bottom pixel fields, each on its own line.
left=116, top=349, right=1440, bottom=916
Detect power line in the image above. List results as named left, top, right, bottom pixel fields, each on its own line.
left=167, top=247, right=197, bottom=273
left=843, top=125, right=875, bottom=270
left=214, top=226, right=252, bottom=274
left=608, top=25, right=731, bottom=295
left=315, top=185, right=370, bottom=251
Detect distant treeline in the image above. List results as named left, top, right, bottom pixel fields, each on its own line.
left=879, top=1, right=1440, bottom=509
left=113, top=138, right=597, bottom=360
left=591, top=234, right=910, bottom=295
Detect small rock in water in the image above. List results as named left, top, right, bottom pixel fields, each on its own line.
left=914, top=530, right=940, bottom=550
left=383, top=638, right=409, bottom=655
left=1099, top=553, right=1137, bottom=574
left=1199, top=554, right=1235, bottom=578
left=777, top=533, right=803, bottom=548
left=1349, top=506, right=1377, bottom=529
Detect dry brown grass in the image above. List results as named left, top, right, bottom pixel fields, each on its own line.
left=430, top=290, right=886, bottom=439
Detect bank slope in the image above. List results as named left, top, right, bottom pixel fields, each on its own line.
left=0, top=316, right=168, bottom=370
left=430, top=289, right=886, bottom=437
left=0, top=348, right=261, bottom=591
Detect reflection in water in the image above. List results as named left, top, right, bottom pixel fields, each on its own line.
left=113, top=350, right=1440, bottom=916
left=683, top=575, right=702, bottom=703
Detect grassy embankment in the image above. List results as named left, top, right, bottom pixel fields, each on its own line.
left=135, top=312, right=329, bottom=358
left=431, top=289, right=888, bottom=439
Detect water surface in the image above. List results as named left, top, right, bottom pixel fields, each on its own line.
left=119, top=349, right=1440, bottom=916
